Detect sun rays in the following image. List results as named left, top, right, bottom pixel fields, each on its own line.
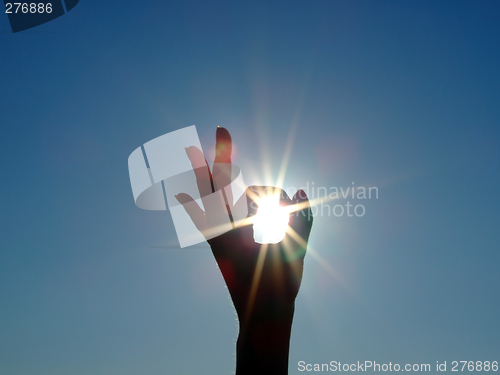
left=230, top=122, right=351, bottom=321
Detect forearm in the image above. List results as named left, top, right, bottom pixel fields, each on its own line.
left=235, top=304, right=295, bottom=375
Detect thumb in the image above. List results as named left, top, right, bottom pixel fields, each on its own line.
left=288, top=189, right=313, bottom=247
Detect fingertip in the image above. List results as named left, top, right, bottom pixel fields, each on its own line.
left=175, top=193, right=194, bottom=205
left=279, top=188, right=292, bottom=207
left=216, top=126, right=231, bottom=142
left=293, top=189, right=309, bottom=203
left=215, top=127, right=232, bottom=164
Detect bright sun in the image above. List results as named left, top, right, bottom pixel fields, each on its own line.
left=253, top=196, right=290, bottom=244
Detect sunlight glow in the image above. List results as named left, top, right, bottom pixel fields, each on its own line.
left=253, top=196, right=290, bottom=244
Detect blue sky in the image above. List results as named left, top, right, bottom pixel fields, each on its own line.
left=1, top=1, right=499, bottom=374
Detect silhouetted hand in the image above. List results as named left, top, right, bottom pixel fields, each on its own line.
left=175, top=127, right=313, bottom=375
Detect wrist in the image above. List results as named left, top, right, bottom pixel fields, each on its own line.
left=236, top=304, right=294, bottom=375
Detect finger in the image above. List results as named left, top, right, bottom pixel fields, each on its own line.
left=185, top=145, right=232, bottom=235
left=214, top=126, right=232, bottom=164
left=245, top=185, right=267, bottom=217
left=279, top=187, right=292, bottom=206
left=185, top=146, right=215, bottom=199
left=288, top=189, right=313, bottom=245
left=175, top=193, right=207, bottom=233
left=213, top=127, right=233, bottom=206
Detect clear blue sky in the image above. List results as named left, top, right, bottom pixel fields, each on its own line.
left=1, top=1, right=499, bottom=374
